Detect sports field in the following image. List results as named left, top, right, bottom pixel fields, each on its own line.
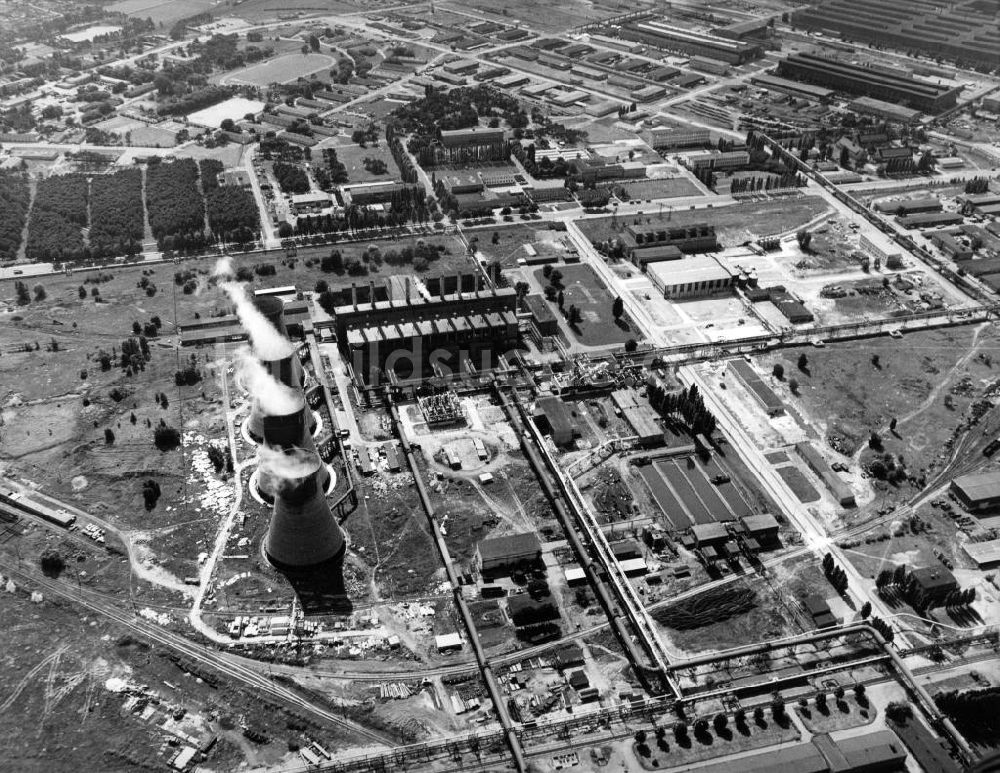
left=218, top=53, right=337, bottom=86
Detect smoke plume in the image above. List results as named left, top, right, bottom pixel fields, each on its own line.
left=258, top=445, right=321, bottom=481
left=236, top=349, right=304, bottom=416
left=220, top=280, right=293, bottom=361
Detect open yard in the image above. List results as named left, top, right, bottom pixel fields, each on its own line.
left=577, top=196, right=832, bottom=250
left=615, top=177, right=702, bottom=201
left=533, top=263, right=635, bottom=348
left=332, top=142, right=400, bottom=185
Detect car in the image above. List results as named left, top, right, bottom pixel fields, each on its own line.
left=888, top=329, right=903, bottom=339
left=811, top=339, right=826, bottom=348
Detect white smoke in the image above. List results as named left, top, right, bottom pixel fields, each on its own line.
left=220, top=280, right=294, bottom=361
left=258, top=445, right=320, bottom=481
left=213, top=256, right=235, bottom=279
left=236, top=349, right=304, bottom=416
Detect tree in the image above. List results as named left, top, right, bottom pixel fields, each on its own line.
left=625, top=338, right=638, bottom=353
left=713, top=713, right=728, bottom=733
left=771, top=696, right=786, bottom=719
left=788, top=377, right=799, bottom=395
left=104, top=428, right=115, bottom=445
left=612, top=295, right=624, bottom=320
left=772, top=363, right=784, bottom=380
left=860, top=601, right=872, bottom=619
left=673, top=722, right=688, bottom=742
left=886, top=702, right=912, bottom=724
left=14, top=281, right=30, bottom=305
left=78, top=286, right=87, bottom=299
left=797, top=353, right=808, bottom=371
left=153, top=424, right=180, bottom=451
left=871, top=354, right=880, bottom=369
left=753, top=706, right=765, bottom=724
left=142, top=479, right=161, bottom=510
left=834, top=686, right=846, bottom=700
left=40, top=548, right=65, bottom=577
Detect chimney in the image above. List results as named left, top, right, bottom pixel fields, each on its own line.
left=351, top=282, right=357, bottom=311
left=455, top=272, right=462, bottom=300
left=404, top=276, right=411, bottom=305
left=369, top=281, right=376, bottom=305
left=266, top=452, right=344, bottom=568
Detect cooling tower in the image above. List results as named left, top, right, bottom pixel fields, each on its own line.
left=252, top=294, right=288, bottom=337
left=255, top=409, right=330, bottom=501
left=266, top=453, right=345, bottom=569
left=244, top=355, right=314, bottom=442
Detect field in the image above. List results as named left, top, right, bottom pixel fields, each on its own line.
left=615, top=177, right=702, bottom=201
left=776, top=465, right=821, bottom=503
left=577, top=196, right=832, bottom=250
left=441, top=0, right=630, bottom=33
left=107, top=0, right=213, bottom=25
left=187, top=97, right=267, bottom=129
left=331, top=142, right=400, bottom=185
left=762, top=325, right=1000, bottom=487
left=468, top=223, right=570, bottom=268
left=532, top=263, right=634, bottom=348
left=218, top=53, right=337, bottom=87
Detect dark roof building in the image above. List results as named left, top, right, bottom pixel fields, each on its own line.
left=729, top=359, right=785, bottom=416
left=951, top=471, right=1000, bottom=511
left=621, top=19, right=763, bottom=64
left=897, top=211, right=964, bottom=229
left=796, top=441, right=856, bottom=507
left=777, top=52, right=962, bottom=113
left=477, top=532, right=542, bottom=577
left=534, top=396, right=581, bottom=447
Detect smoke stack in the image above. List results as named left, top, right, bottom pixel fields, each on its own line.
left=369, top=280, right=376, bottom=305
left=456, top=272, right=462, bottom=300
left=351, top=282, right=357, bottom=310
left=404, top=276, right=411, bottom=305
left=266, top=451, right=345, bottom=568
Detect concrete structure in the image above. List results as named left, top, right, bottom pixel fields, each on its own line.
left=648, top=256, right=735, bottom=300
left=750, top=73, right=834, bottom=101
left=951, top=471, right=1000, bottom=511
left=621, top=19, right=763, bottom=64
left=478, top=532, right=543, bottom=578
left=440, top=127, right=505, bottom=148
left=739, top=513, right=779, bottom=545
left=687, top=151, right=751, bottom=171
left=631, top=243, right=683, bottom=269
left=804, top=595, right=838, bottom=629
left=796, top=441, right=856, bottom=507
left=777, top=53, right=962, bottom=113
left=849, top=96, right=921, bottom=124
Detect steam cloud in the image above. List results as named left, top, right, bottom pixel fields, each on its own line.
left=236, top=350, right=304, bottom=416
left=258, top=445, right=321, bottom=481
left=215, top=261, right=293, bottom=360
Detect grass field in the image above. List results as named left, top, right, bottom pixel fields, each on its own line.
left=332, top=142, right=400, bottom=184
left=108, top=0, right=213, bottom=25
left=533, top=263, right=634, bottom=347
left=763, top=326, right=998, bottom=474
left=218, top=53, right=337, bottom=86
left=615, top=177, right=702, bottom=201
left=577, top=196, right=832, bottom=249
left=777, top=465, right=821, bottom=503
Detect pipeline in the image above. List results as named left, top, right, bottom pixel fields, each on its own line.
left=385, top=395, right=527, bottom=773
left=492, top=382, right=669, bottom=695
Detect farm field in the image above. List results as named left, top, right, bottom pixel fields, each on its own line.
left=218, top=53, right=337, bottom=86
left=532, top=263, right=634, bottom=348
left=107, top=0, right=214, bottom=25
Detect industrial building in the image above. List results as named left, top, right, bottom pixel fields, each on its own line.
left=687, top=150, right=751, bottom=171
left=610, top=388, right=664, bottom=446
left=907, top=566, right=958, bottom=608
left=950, top=471, right=1000, bottom=511
left=739, top=514, right=779, bottom=547
left=849, top=96, right=921, bottom=124
left=620, top=19, right=763, bottom=64
left=649, top=127, right=711, bottom=150
left=803, top=595, right=838, bottom=629
left=873, top=197, right=940, bottom=215
left=477, top=532, right=543, bottom=578
left=648, top=255, right=735, bottom=300
left=729, top=360, right=784, bottom=416
left=628, top=223, right=718, bottom=255
left=331, top=274, right=519, bottom=385
left=631, top=243, right=683, bottom=269
left=792, top=0, right=999, bottom=70
left=897, top=211, right=964, bottom=229
left=439, top=127, right=506, bottom=148
left=750, top=73, right=834, bottom=101
left=179, top=299, right=311, bottom=347
left=776, top=53, right=962, bottom=113
left=796, top=441, right=856, bottom=507
left=534, top=396, right=582, bottom=448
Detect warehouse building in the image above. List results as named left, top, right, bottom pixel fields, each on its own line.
left=897, top=211, right=964, bottom=229
left=740, top=514, right=779, bottom=547
left=750, top=73, right=834, bottom=101
left=804, top=595, right=838, bottom=629
left=628, top=223, right=718, bottom=255
left=796, top=441, right=855, bottom=507
left=477, top=532, right=543, bottom=578
left=729, top=359, right=784, bottom=416
left=908, top=566, right=958, bottom=609
left=620, top=19, right=763, bottom=64
left=610, top=389, right=664, bottom=446
left=649, top=127, right=711, bottom=149
left=648, top=256, right=735, bottom=300
left=631, top=243, right=683, bottom=269
left=849, top=96, right=921, bottom=124
left=951, top=471, right=1000, bottom=511
left=522, top=294, right=559, bottom=336
left=776, top=53, right=962, bottom=113
left=873, top=196, right=941, bottom=215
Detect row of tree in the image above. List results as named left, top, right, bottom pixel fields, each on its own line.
left=145, top=158, right=206, bottom=247
left=89, top=168, right=145, bottom=259
left=0, top=172, right=29, bottom=261
left=822, top=552, right=849, bottom=593
left=25, top=173, right=88, bottom=262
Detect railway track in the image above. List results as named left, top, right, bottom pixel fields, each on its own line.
left=0, top=556, right=394, bottom=748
